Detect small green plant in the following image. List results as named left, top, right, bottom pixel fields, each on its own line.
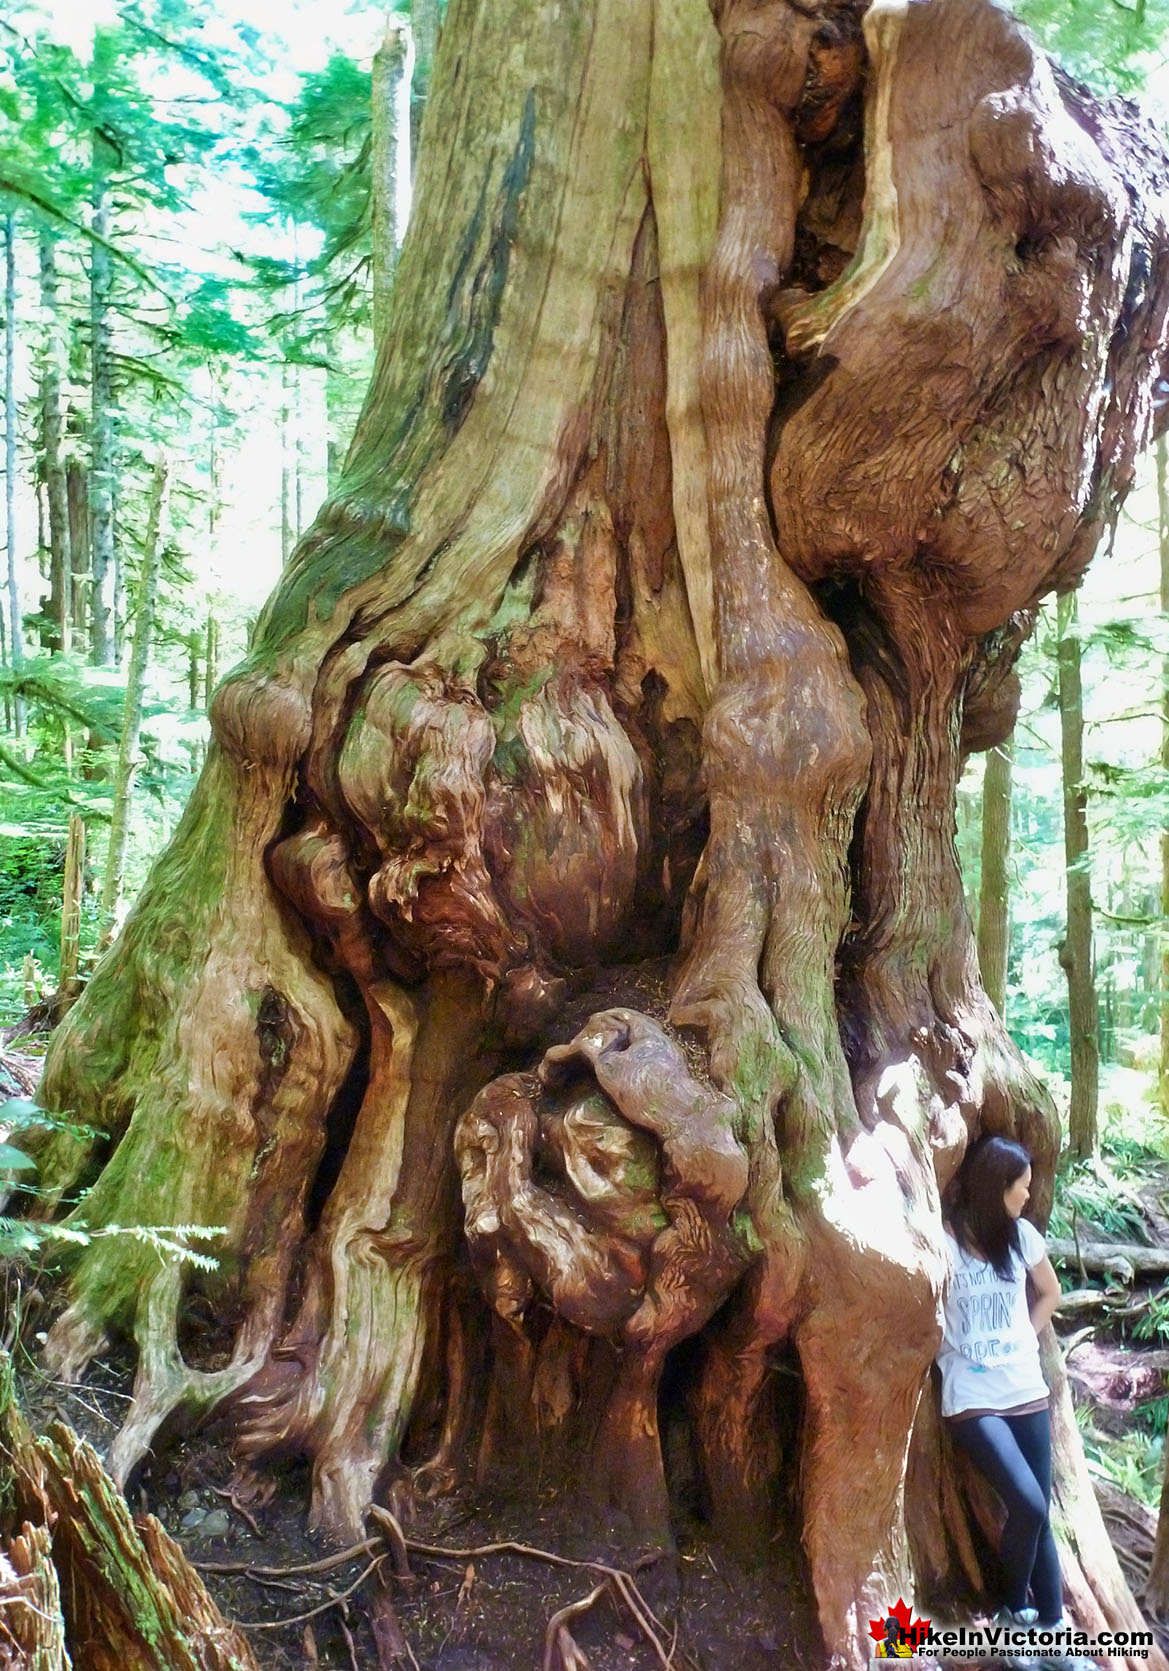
left=0, top=1096, right=223, bottom=1272
left=1076, top=1408, right=1165, bottom=1507
left=1049, top=1151, right=1150, bottom=1244
left=1130, top=1290, right=1169, bottom=1345
left=1142, top=1394, right=1169, bottom=1437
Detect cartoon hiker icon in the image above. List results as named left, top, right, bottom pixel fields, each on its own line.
left=875, top=1616, right=912, bottom=1658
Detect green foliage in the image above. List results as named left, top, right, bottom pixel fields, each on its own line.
left=0, top=835, right=69, bottom=972
left=959, top=447, right=1169, bottom=1094
left=1, top=655, right=124, bottom=744
left=1049, top=1143, right=1152, bottom=1243
left=248, top=52, right=375, bottom=281
left=175, top=277, right=263, bottom=359
left=0, top=1216, right=224, bottom=1268
left=1131, top=1289, right=1169, bottom=1344
left=1076, top=1406, right=1165, bottom=1506
left=0, top=1096, right=222, bottom=1270
left=242, top=43, right=381, bottom=425
left=1143, top=1392, right=1169, bottom=1435
left=0, top=651, right=215, bottom=1017
left=1015, top=0, right=1169, bottom=95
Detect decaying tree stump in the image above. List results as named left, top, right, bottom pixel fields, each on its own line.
left=0, top=1356, right=258, bottom=1671
left=17, top=0, right=1169, bottom=1665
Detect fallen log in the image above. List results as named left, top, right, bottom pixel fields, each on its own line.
left=1059, top=1288, right=1116, bottom=1315
left=1048, top=1238, right=1169, bottom=1277
left=1058, top=1289, right=1169, bottom=1328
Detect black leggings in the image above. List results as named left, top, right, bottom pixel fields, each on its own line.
left=950, top=1408, right=1062, bottom=1625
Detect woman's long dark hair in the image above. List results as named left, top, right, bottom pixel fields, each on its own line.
left=944, top=1136, right=1031, bottom=1280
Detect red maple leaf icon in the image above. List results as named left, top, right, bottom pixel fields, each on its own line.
left=867, top=1596, right=932, bottom=1649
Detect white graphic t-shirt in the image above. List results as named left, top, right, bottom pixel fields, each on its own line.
left=936, top=1218, right=1049, bottom=1417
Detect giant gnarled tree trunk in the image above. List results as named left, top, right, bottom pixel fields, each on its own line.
left=26, top=2, right=1169, bottom=1666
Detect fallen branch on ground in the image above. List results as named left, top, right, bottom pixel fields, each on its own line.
left=1059, top=1287, right=1169, bottom=1328
left=1049, top=1239, right=1169, bottom=1276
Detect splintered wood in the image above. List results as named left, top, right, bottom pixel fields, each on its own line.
left=0, top=1361, right=258, bottom=1671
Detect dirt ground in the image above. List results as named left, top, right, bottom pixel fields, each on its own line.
left=15, top=1331, right=1169, bottom=1671
left=14, top=1342, right=824, bottom=1671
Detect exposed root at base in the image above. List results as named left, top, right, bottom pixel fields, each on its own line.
left=200, top=1507, right=685, bottom=1670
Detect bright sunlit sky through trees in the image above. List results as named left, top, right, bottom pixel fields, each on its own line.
left=12, top=0, right=398, bottom=617
left=25, top=0, right=386, bottom=94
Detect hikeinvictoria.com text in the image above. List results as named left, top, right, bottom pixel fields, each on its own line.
left=880, top=1624, right=1153, bottom=1659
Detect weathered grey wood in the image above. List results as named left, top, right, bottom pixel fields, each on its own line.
left=1049, top=1238, right=1169, bottom=1275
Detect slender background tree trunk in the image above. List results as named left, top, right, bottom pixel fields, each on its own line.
left=203, top=612, right=219, bottom=712
left=279, top=358, right=293, bottom=566
left=66, top=356, right=91, bottom=643
left=4, top=214, right=24, bottom=737
left=99, top=453, right=169, bottom=940
left=39, top=233, right=71, bottom=657
left=410, top=0, right=439, bottom=158
left=89, top=77, right=116, bottom=668
left=58, top=812, right=86, bottom=1016
left=112, top=516, right=124, bottom=666
left=1058, top=591, right=1099, bottom=1159
left=978, top=736, right=1013, bottom=1015
left=412, top=0, right=438, bottom=83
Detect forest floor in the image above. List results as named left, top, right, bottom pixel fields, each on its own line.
left=9, top=1322, right=1169, bottom=1671
left=14, top=1339, right=823, bottom=1671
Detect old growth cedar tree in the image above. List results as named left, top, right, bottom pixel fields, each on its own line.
left=25, top=0, right=1169, bottom=1665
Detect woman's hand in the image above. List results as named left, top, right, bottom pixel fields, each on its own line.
left=1027, top=1255, right=1060, bottom=1334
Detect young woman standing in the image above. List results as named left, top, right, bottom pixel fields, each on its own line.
left=937, top=1135, right=1064, bottom=1627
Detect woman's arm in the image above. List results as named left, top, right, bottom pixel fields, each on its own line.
left=1027, top=1255, right=1061, bottom=1334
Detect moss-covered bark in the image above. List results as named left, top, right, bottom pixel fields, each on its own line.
left=26, top=0, right=1169, bottom=1666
